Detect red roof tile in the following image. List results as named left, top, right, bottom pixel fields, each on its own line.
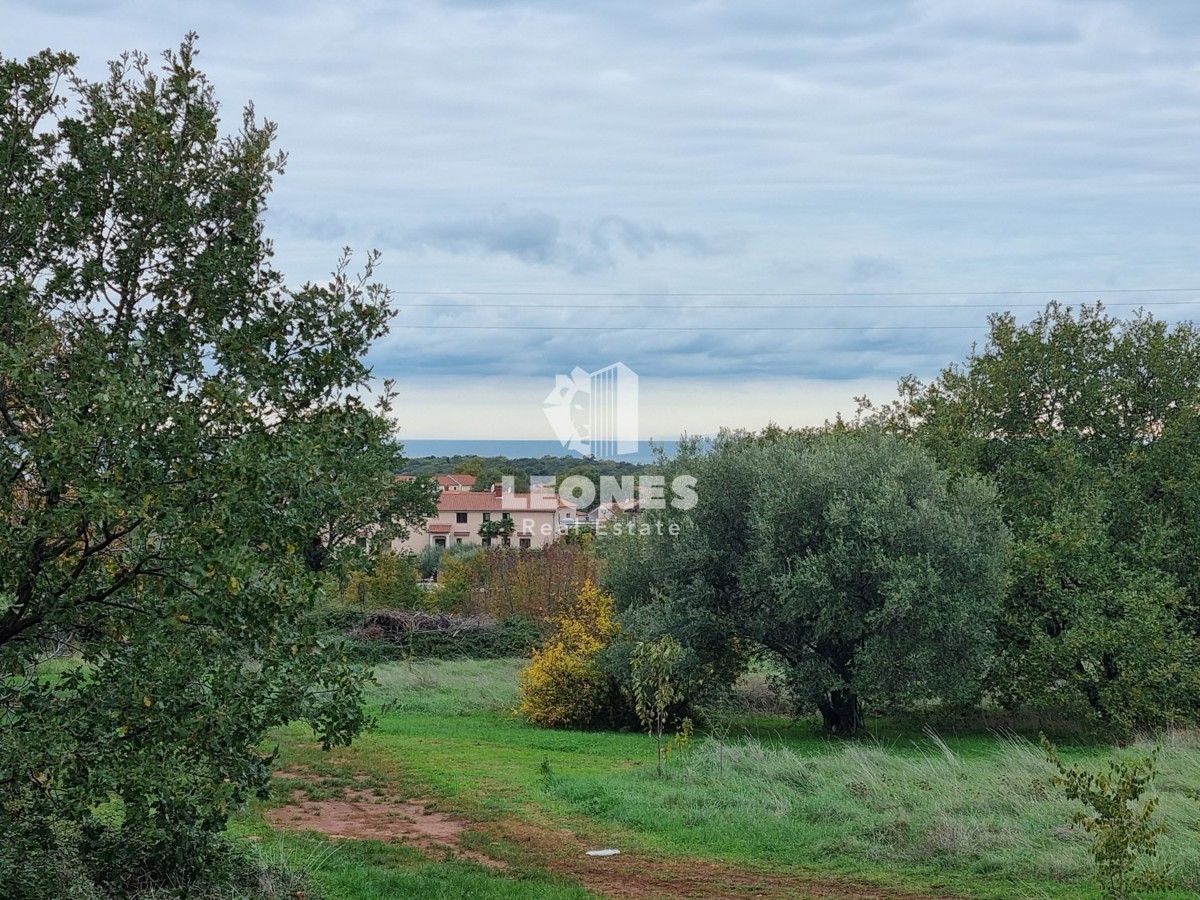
left=436, top=474, right=477, bottom=489
left=435, top=491, right=564, bottom=512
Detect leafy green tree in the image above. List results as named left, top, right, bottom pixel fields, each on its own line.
left=433, top=545, right=485, bottom=611
left=862, top=303, right=1200, bottom=728
left=452, top=457, right=485, bottom=477
left=417, top=543, right=443, bottom=580
left=631, top=636, right=686, bottom=775
left=0, top=40, right=433, bottom=892
left=604, top=430, right=1009, bottom=733
left=344, top=552, right=422, bottom=609
left=478, top=517, right=516, bottom=543
left=472, top=467, right=529, bottom=492
left=744, top=430, right=1010, bottom=731
left=472, top=465, right=501, bottom=489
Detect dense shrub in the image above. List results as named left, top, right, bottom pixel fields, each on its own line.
left=477, top=543, right=601, bottom=624
left=996, top=562, right=1200, bottom=735
left=0, top=796, right=322, bottom=900
left=417, top=544, right=442, bottom=580
left=0, top=799, right=98, bottom=900
left=435, top=546, right=487, bottom=610
left=342, top=551, right=423, bottom=609
left=416, top=542, right=481, bottom=583
left=306, top=602, right=367, bottom=634
left=413, top=543, right=602, bottom=621
left=518, top=582, right=624, bottom=728
left=348, top=611, right=538, bottom=661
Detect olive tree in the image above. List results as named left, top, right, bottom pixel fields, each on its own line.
left=603, top=429, right=1009, bottom=733
left=0, top=39, right=434, bottom=891
left=743, top=430, right=1010, bottom=731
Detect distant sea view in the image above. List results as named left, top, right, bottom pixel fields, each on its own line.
left=399, top=439, right=684, bottom=464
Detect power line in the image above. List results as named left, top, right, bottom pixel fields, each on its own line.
left=387, top=288, right=1200, bottom=330
left=390, top=286, right=1200, bottom=299
left=397, top=298, right=1200, bottom=311
left=391, top=323, right=987, bottom=332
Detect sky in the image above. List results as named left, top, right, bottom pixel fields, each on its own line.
left=5, top=0, right=1199, bottom=444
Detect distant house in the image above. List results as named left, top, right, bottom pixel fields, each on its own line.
left=397, top=473, right=477, bottom=492
left=393, top=480, right=576, bottom=553
left=586, top=498, right=640, bottom=525
left=435, top=473, right=476, bottom=492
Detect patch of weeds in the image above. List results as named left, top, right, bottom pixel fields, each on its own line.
left=1043, top=735, right=1170, bottom=898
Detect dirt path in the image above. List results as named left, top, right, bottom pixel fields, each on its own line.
left=264, top=787, right=504, bottom=869
left=265, top=768, right=960, bottom=900
left=490, top=817, right=957, bottom=900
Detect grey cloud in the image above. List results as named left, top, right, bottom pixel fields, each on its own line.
left=1097, top=0, right=1200, bottom=37
left=267, top=207, right=349, bottom=242
left=369, top=312, right=979, bottom=383
left=405, top=208, right=563, bottom=266
left=691, top=1, right=918, bottom=40
left=937, top=18, right=1079, bottom=45
left=5, top=0, right=1199, bottom=417
left=848, top=255, right=902, bottom=283
left=394, top=208, right=740, bottom=274
left=921, top=1, right=1082, bottom=46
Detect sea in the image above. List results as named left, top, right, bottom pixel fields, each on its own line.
left=399, top=439, right=683, bottom=463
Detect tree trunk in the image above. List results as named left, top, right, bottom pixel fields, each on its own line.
left=819, top=690, right=863, bottom=734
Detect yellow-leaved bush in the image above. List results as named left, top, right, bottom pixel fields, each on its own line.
left=517, top=581, right=619, bottom=728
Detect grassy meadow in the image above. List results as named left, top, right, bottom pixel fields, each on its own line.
left=240, top=658, right=1200, bottom=899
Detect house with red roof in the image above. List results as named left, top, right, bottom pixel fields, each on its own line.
left=397, top=473, right=477, bottom=491
left=434, top=473, right=476, bottom=491
left=392, top=480, right=577, bottom=553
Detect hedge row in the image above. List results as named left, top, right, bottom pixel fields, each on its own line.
left=314, top=607, right=541, bottom=662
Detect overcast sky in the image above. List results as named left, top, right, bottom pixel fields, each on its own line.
left=6, top=0, right=1199, bottom=441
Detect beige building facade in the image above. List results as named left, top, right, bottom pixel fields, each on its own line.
left=392, top=482, right=575, bottom=554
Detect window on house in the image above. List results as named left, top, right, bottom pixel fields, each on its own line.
left=455, top=538, right=463, bottom=545
left=501, top=512, right=511, bottom=521
left=482, top=512, right=491, bottom=522
left=456, top=512, right=468, bottom=523
left=434, top=537, right=446, bottom=548
left=482, top=537, right=491, bottom=547
left=501, top=536, right=511, bottom=547
left=519, top=538, right=531, bottom=549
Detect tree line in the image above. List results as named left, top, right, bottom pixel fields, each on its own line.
left=599, top=302, right=1200, bottom=736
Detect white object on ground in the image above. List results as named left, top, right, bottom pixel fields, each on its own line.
left=585, top=849, right=621, bottom=857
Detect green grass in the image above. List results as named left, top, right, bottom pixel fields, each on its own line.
left=310, top=852, right=589, bottom=900
left=542, top=731, right=1200, bottom=895
left=249, top=658, right=1200, bottom=899
left=31, top=654, right=89, bottom=683
left=231, top=831, right=591, bottom=900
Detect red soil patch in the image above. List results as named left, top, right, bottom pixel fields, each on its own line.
left=264, top=787, right=502, bottom=869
